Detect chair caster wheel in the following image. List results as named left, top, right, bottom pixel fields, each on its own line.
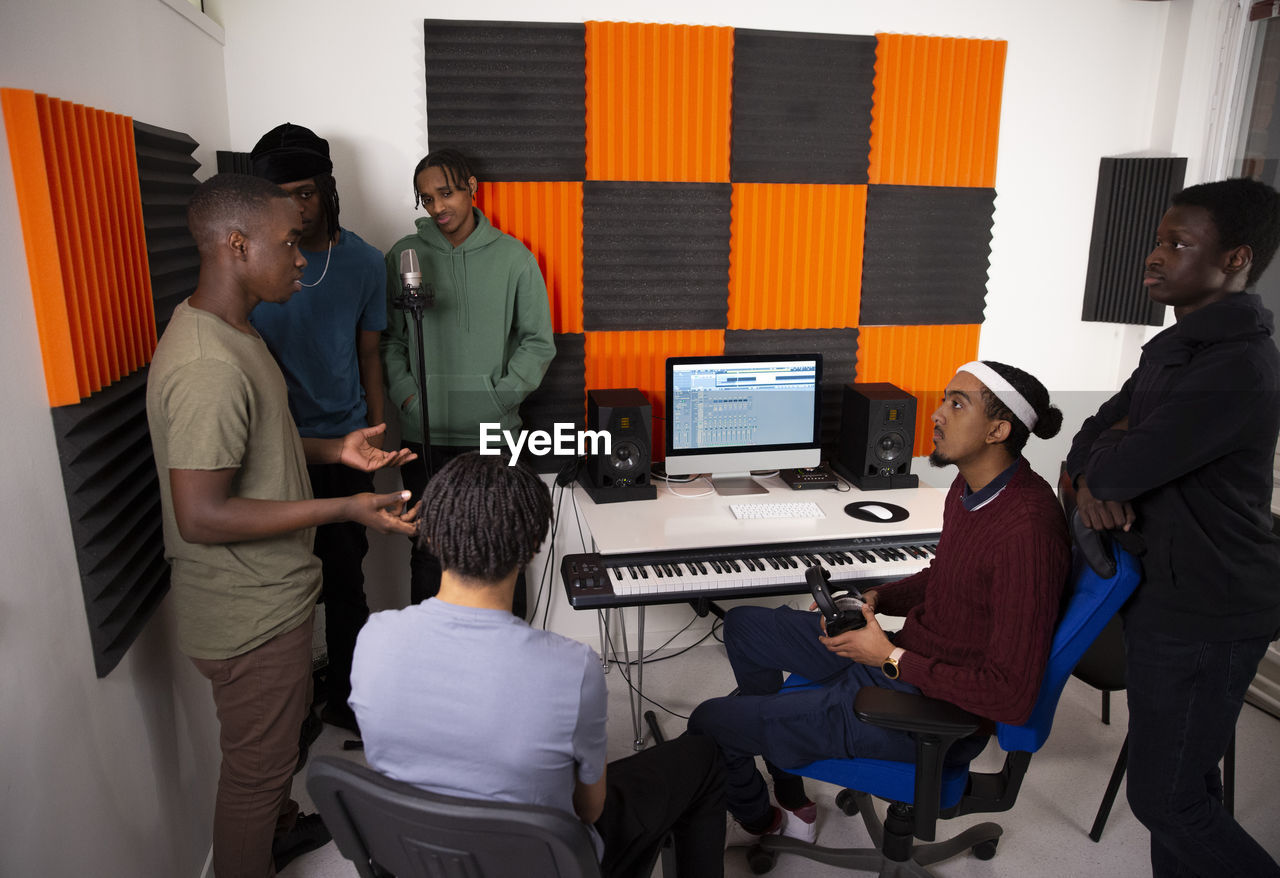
left=747, top=843, right=777, bottom=874
left=973, top=839, right=998, bottom=860
left=835, top=789, right=859, bottom=816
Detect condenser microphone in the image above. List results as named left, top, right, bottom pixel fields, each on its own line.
left=400, top=248, right=422, bottom=295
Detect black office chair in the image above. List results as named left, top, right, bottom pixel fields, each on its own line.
left=307, top=755, right=605, bottom=878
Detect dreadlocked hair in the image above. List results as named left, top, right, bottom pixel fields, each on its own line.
left=417, top=451, right=551, bottom=583
left=312, top=172, right=340, bottom=242
left=413, top=148, right=475, bottom=209
left=977, top=361, right=1063, bottom=456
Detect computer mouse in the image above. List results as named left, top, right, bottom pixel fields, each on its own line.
left=862, top=504, right=893, bottom=520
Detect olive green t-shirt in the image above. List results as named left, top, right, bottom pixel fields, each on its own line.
left=146, top=300, right=322, bottom=660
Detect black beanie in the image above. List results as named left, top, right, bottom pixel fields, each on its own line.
left=250, top=123, right=333, bottom=184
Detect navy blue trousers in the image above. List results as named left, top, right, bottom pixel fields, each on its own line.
left=688, top=605, right=984, bottom=825
left=1125, top=625, right=1280, bottom=877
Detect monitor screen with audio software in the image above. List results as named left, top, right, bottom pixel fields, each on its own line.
left=664, top=353, right=823, bottom=495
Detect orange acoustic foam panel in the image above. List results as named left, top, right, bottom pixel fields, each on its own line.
left=728, top=183, right=867, bottom=330
left=585, top=21, right=734, bottom=182
left=868, top=34, right=1006, bottom=188
left=475, top=181, right=584, bottom=334
left=855, top=324, right=981, bottom=456
left=585, top=329, right=724, bottom=458
left=2, top=89, right=156, bottom=405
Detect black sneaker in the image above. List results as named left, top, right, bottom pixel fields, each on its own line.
left=320, top=701, right=360, bottom=734
left=273, top=812, right=331, bottom=873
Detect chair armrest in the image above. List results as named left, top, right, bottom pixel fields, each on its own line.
left=853, top=687, right=984, bottom=842
left=854, top=686, right=983, bottom=739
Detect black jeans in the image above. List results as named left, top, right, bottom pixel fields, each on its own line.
left=596, top=735, right=727, bottom=878
left=308, top=463, right=373, bottom=710
left=401, top=442, right=527, bottom=619
left=1124, top=624, right=1280, bottom=877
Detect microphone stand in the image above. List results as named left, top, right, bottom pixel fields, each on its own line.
left=393, top=280, right=435, bottom=483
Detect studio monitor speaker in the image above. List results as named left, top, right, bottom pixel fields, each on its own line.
left=833, top=383, right=919, bottom=490
left=579, top=388, right=657, bottom=503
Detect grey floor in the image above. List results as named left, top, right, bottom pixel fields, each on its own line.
left=282, top=626, right=1280, bottom=878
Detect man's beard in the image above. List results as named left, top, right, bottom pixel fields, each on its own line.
left=928, top=449, right=953, bottom=468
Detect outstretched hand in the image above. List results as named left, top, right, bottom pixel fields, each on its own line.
left=345, top=490, right=421, bottom=536
left=818, top=603, right=893, bottom=665
left=339, top=424, right=419, bottom=472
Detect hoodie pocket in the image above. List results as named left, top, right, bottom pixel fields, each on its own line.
left=426, top=373, right=513, bottom=439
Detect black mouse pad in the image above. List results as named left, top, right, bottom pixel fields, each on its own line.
left=844, top=501, right=911, bottom=523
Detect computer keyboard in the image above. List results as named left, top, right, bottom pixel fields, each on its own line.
left=729, top=501, right=826, bottom=521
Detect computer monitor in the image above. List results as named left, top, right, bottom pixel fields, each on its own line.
left=664, top=353, right=823, bottom=496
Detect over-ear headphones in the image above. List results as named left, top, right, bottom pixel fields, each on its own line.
left=556, top=456, right=582, bottom=488
left=806, top=563, right=867, bottom=636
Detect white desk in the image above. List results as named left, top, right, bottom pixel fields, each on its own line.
left=565, top=472, right=947, bottom=745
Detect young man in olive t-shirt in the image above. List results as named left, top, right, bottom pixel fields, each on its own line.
left=146, top=173, right=419, bottom=878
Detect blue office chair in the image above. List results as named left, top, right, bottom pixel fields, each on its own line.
left=753, top=525, right=1142, bottom=876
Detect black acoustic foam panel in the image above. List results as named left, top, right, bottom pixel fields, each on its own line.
left=134, top=121, right=201, bottom=334
left=424, top=19, right=586, bottom=181
left=582, top=181, right=732, bottom=330
left=860, top=185, right=996, bottom=325
left=1082, top=155, right=1187, bottom=326
left=725, top=328, right=859, bottom=450
left=52, top=368, right=170, bottom=678
left=519, top=332, right=587, bottom=474
left=730, top=30, right=877, bottom=184
left=216, top=149, right=252, bottom=175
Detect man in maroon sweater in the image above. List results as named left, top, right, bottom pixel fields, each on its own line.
left=689, top=361, right=1071, bottom=845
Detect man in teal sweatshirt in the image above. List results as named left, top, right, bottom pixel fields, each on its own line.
left=382, top=148, right=555, bottom=609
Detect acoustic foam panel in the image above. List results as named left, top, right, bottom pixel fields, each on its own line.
left=728, top=183, right=867, bottom=330
left=581, top=181, right=732, bottom=331
left=424, top=20, right=586, bottom=181
left=855, top=324, right=981, bottom=456
left=1082, top=155, right=1187, bottom=326
left=730, top=30, right=877, bottom=184
left=859, top=185, right=996, bottom=326
left=51, top=368, right=170, bottom=678
left=724, top=328, right=860, bottom=450
left=519, top=332, right=586, bottom=474
left=585, top=329, right=724, bottom=460
left=216, top=149, right=252, bottom=175
left=475, top=181, right=584, bottom=333
left=2, top=89, right=157, bottom=405
left=869, top=34, right=1006, bottom=187
left=134, top=121, right=200, bottom=335
left=585, top=21, right=733, bottom=182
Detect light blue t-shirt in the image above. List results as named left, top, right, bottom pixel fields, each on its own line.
left=250, top=227, right=387, bottom=438
left=350, top=599, right=609, bottom=854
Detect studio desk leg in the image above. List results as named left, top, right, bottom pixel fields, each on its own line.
left=615, top=605, right=649, bottom=750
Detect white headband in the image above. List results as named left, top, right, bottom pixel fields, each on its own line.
left=957, top=361, right=1038, bottom=431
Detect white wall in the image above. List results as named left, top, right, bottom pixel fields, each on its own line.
left=0, top=1, right=229, bottom=875
left=0, top=0, right=1245, bottom=873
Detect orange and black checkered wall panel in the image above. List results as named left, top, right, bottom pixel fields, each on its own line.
left=425, top=20, right=1005, bottom=459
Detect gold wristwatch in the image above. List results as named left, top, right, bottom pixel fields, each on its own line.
left=881, top=647, right=906, bottom=680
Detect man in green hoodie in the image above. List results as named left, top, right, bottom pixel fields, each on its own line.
left=382, top=148, right=555, bottom=609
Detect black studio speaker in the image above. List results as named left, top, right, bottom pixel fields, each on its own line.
left=833, top=383, right=919, bottom=491
left=579, top=389, right=657, bottom=503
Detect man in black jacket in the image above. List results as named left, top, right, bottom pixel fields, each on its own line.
left=1068, top=177, right=1280, bottom=877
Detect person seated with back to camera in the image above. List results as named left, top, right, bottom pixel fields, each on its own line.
left=349, top=451, right=728, bottom=878
left=688, top=361, right=1071, bottom=846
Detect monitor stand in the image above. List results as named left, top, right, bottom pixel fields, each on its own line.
left=709, top=472, right=769, bottom=496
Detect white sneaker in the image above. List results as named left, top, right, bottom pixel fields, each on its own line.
left=725, top=805, right=817, bottom=848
